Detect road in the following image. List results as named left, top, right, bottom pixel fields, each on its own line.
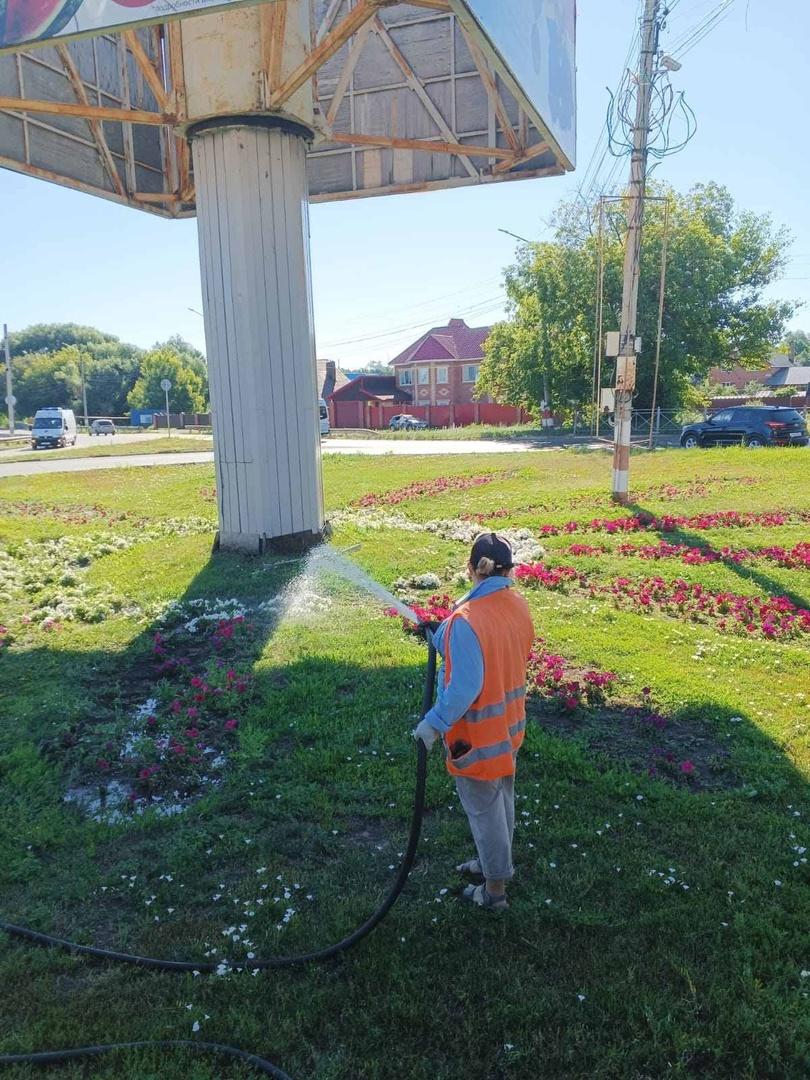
left=0, top=437, right=582, bottom=478
left=0, top=431, right=178, bottom=459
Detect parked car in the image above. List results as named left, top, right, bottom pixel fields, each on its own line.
left=680, top=406, right=808, bottom=449
left=30, top=407, right=77, bottom=449
left=388, top=414, right=428, bottom=431
left=90, top=418, right=117, bottom=436
left=318, top=398, right=330, bottom=436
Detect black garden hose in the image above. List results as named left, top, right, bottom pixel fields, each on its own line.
left=0, top=642, right=438, bottom=1075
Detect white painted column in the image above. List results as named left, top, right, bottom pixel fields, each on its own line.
left=192, top=119, right=324, bottom=553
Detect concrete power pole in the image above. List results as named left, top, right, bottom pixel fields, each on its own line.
left=612, top=0, right=660, bottom=503
left=3, top=324, right=14, bottom=434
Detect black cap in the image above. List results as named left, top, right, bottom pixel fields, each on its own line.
left=470, top=532, right=514, bottom=572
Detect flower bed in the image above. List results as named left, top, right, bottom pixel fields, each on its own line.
left=0, top=517, right=215, bottom=635
left=353, top=472, right=508, bottom=508
left=562, top=539, right=810, bottom=571
left=535, top=508, right=807, bottom=538
left=516, top=561, right=810, bottom=640
left=63, top=608, right=258, bottom=822
left=527, top=640, right=617, bottom=711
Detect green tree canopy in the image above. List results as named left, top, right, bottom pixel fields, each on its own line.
left=7, top=323, right=144, bottom=417
left=782, top=329, right=810, bottom=362
left=127, top=348, right=208, bottom=414
left=11, top=346, right=87, bottom=418
left=478, top=182, right=796, bottom=415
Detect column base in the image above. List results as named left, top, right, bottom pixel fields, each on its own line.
left=215, top=526, right=330, bottom=556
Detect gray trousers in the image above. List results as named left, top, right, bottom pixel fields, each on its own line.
left=455, top=773, right=515, bottom=881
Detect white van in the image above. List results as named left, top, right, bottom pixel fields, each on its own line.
left=319, top=398, right=330, bottom=436
left=31, top=408, right=78, bottom=449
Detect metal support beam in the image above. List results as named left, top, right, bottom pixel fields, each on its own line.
left=372, top=14, right=477, bottom=178
left=56, top=44, right=126, bottom=197
left=269, top=0, right=385, bottom=109
left=0, top=95, right=170, bottom=125
left=123, top=30, right=171, bottom=111
left=329, top=130, right=514, bottom=159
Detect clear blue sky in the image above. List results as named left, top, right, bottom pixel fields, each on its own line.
left=0, top=0, right=807, bottom=367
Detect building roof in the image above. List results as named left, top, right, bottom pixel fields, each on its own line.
left=391, top=318, right=490, bottom=366
left=316, top=359, right=350, bottom=400
left=764, top=366, right=810, bottom=386
left=331, top=374, right=411, bottom=403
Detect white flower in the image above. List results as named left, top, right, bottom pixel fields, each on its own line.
left=192, top=1021, right=200, bottom=1033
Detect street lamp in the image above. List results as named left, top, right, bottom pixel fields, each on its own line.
left=161, top=378, right=172, bottom=438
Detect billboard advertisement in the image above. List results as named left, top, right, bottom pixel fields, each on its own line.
left=457, top=0, right=576, bottom=167
left=0, top=0, right=258, bottom=53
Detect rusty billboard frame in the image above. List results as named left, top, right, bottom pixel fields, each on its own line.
left=0, top=0, right=575, bottom=216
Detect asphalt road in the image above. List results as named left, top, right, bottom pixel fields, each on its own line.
left=0, top=432, right=183, bottom=462
left=0, top=437, right=578, bottom=478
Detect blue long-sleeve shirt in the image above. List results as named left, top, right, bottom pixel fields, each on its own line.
left=423, top=576, right=514, bottom=734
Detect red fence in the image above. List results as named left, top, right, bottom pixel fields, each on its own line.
left=330, top=400, right=529, bottom=430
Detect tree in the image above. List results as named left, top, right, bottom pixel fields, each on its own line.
left=8, top=323, right=145, bottom=418
left=12, top=347, right=84, bottom=418
left=478, top=183, right=796, bottom=415
left=350, top=360, right=391, bottom=376
left=127, top=348, right=208, bottom=414
left=783, top=329, right=810, bottom=362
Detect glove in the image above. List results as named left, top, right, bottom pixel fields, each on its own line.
left=413, top=718, right=439, bottom=750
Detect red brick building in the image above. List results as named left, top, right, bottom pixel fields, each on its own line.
left=327, top=318, right=528, bottom=429
left=390, top=318, right=491, bottom=405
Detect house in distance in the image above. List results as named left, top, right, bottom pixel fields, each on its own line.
left=329, top=318, right=528, bottom=430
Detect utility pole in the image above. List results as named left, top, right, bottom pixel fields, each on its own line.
left=3, top=324, right=14, bottom=434
left=79, top=352, right=89, bottom=433
left=612, top=0, right=660, bottom=503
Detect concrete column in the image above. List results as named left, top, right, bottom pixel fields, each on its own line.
left=192, top=118, right=324, bottom=553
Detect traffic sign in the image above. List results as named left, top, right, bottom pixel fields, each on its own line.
left=4, top=395, right=15, bottom=406
left=160, top=379, right=172, bottom=392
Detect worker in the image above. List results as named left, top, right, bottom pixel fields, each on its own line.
left=415, top=532, right=535, bottom=911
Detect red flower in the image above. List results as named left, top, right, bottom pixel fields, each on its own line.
left=97, top=758, right=110, bottom=770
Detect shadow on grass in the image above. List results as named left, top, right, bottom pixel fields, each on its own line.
left=1, top=539, right=809, bottom=1079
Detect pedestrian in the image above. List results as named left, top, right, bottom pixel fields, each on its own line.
left=415, top=532, right=535, bottom=910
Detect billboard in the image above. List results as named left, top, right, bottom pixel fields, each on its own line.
left=0, top=0, right=258, bottom=53
left=0, top=1, right=574, bottom=215
left=455, top=0, right=576, bottom=167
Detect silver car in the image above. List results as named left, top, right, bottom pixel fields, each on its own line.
left=90, top=418, right=116, bottom=436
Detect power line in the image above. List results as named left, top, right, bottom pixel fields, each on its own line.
left=320, top=292, right=507, bottom=350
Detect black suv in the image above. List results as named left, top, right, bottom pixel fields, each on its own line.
left=681, top=406, right=808, bottom=449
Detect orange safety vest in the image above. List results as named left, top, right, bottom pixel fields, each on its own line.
left=442, top=586, right=535, bottom=781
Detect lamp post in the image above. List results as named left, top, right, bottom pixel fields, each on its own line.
left=161, top=378, right=172, bottom=438
left=3, top=324, right=14, bottom=434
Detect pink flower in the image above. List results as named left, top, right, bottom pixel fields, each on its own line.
left=170, top=700, right=182, bottom=714
left=186, top=707, right=199, bottom=719
left=563, top=695, right=579, bottom=711
left=224, top=718, right=238, bottom=731
left=190, top=675, right=204, bottom=689
left=185, top=727, right=200, bottom=738
left=97, top=758, right=110, bottom=770
left=146, top=716, right=157, bottom=728
left=680, top=760, right=695, bottom=775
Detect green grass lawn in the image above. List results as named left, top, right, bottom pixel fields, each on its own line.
left=0, top=436, right=213, bottom=463
left=0, top=448, right=808, bottom=1079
